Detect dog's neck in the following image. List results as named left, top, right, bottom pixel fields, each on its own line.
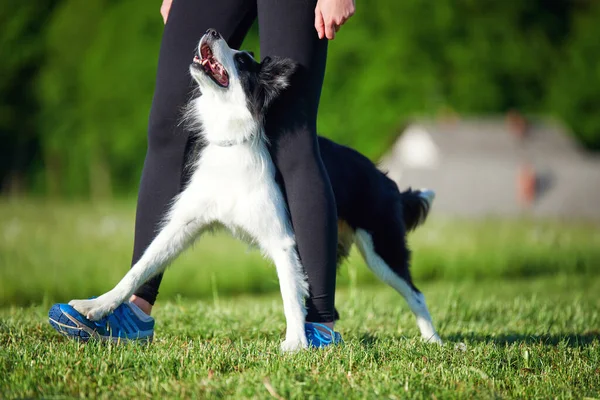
left=207, top=133, right=264, bottom=148
left=211, top=138, right=249, bottom=147
left=192, top=94, right=263, bottom=148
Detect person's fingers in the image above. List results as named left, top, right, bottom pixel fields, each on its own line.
left=333, top=1, right=355, bottom=28
left=160, top=0, right=172, bottom=24
left=325, top=21, right=336, bottom=40
left=346, top=3, right=356, bottom=21
left=334, top=24, right=340, bottom=33
left=314, top=8, right=326, bottom=39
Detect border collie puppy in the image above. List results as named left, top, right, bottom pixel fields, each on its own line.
left=69, top=29, right=441, bottom=351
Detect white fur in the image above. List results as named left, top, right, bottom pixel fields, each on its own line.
left=69, top=36, right=309, bottom=352
left=354, top=229, right=442, bottom=345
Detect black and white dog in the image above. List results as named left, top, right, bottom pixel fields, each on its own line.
left=69, top=29, right=442, bottom=351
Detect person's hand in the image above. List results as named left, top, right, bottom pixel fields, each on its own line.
left=160, top=0, right=173, bottom=24
left=314, top=0, right=355, bottom=40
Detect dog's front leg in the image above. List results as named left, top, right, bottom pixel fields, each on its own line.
left=70, top=193, right=208, bottom=321
left=245, top=184, right=310, bottom=352
left=263, top=236, right=310, bottom=352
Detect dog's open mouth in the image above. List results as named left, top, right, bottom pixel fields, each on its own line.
left=193, top=43, right=229, bottom=88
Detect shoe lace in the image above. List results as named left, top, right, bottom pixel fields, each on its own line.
left=306, top=323, right=335, bottom=345
left=93, top=304, right=127, bottom=334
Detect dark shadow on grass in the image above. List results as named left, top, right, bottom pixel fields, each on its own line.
left=446, top=331, right=599, bottom=348
left=357, top=332, right=418, bottom=349
left=353, top=331, right=599, bottom=349
left=357, top=333, right=379, bottom=348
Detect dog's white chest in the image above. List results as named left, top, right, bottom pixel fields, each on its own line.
left=197, top=143, right=272, bottom=185
left=183, top=142, right=280, bottom=225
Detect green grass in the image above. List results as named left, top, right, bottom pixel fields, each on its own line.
left=1, top=277, right=599, bottom=398
left=1, top=200, right=599, bottom=397
left=1, top=199, right=599, bottom=306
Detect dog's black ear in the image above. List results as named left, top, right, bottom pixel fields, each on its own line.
left=259, top=56, right=298, bottom=108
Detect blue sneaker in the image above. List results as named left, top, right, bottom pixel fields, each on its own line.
left=305, top=322, right=343, bottom=348
left=48, top=302, right=155, bottom=343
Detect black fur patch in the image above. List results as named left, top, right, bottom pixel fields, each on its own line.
left=235, top=53, right=296, bottom=121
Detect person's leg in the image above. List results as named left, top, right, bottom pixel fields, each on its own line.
left=48, top=1, right=261, bottom=341
left=130, top=0, right=257, bottom=314
left=257, top=0, right=338, bottom=327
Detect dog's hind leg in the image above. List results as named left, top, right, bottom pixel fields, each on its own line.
left=354, top=228, right=442, bottom=344
left=70, top=189, right=208, bottom=321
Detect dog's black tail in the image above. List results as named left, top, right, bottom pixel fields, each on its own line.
left=400, top=188, right=435, bottom=231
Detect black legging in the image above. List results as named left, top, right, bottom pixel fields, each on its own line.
left=131, top=0, right=338, bottom=323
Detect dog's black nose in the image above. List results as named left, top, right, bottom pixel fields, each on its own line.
left=206, top=29, right=220, bottom=39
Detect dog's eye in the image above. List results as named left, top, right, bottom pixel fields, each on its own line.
left=236, top=52, right=255, bottom=67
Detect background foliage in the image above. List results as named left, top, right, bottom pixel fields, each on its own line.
left=2, top=0, right=600, bottom=197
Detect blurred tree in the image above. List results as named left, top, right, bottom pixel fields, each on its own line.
left=547, top=0, right=600, bottom=150
left=76, top=0, right=162, bottom=197
left=37, top=0, right=107, bottom=196
left=0, top=0, right=58, bottom=194
left=318, top=0, right=572, bottom=157
left=38, top=0, right=162, bottom=198
left=2, top=0, right=599, bottom=197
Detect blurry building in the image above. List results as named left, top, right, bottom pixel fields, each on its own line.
left=380, top=115, right=600, bottom=220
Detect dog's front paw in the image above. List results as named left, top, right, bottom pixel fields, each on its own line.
left=280, top=337, right=308, bottom=353
left=423, top=334, right=443, bottom=346
left=69, top=298, right=115, bottom=321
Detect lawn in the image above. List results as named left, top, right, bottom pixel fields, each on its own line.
left=0, top=200, right=599, bottom=398
left=1, top=277, right=599, bottom=398
left=1, top=199, right=599, bottom=306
